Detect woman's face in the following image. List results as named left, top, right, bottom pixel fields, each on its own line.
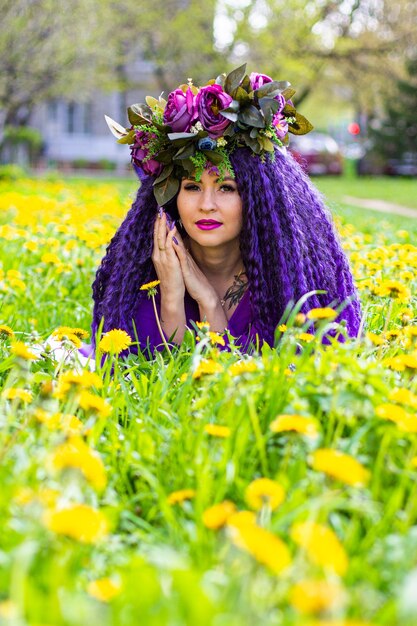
left=176, top=169, right=243, bottom=248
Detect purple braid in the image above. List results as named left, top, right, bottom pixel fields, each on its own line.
left=91, top=147, right=361, bottom=347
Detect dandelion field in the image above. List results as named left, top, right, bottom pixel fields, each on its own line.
left=1, top=177, right=417, bottom=626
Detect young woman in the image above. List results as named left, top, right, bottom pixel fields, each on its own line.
left=90, top=66, right=361, bottom=356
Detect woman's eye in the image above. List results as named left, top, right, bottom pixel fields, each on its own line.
left=219, top=184, right=236, bottom=192
left=183, top=184, right=200, bottom=191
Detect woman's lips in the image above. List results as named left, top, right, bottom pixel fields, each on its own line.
left=196, top=220, right=222, bottom=231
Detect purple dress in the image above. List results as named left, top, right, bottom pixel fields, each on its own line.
left=79, top=288, right=260, bottom=361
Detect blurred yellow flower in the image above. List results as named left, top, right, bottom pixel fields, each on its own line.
left=229, top=360, right=258, bottom=376
left=54, top=370, right=103, bottom=398
left=245, top=477, right=285, bottom=511
left=49, top=437, right=107, bottom=491
left=298, top=333, right=315, bottom=343
left=278, top=324, right=287, bottom=332
left=11, top=341, right=38, bottom=360
left=2, top=387, right=32, bottom=403
left=294, top=313, right=306, bottom=326
left=208, top=331, right=225, bottom=346
left=196, top=321, right=210, bottom=330
left=289, top=579, right=345, bottom=614
left=87, top=577, right=121, bottom=602
left=311, top=449, right=370, bottom=487
left=375, top=403, right=417, bottom=433
left=226, top=510, right=257, bottom=529
left=79, top=391, right=111, bottom=418
left=167, top=489, right=196, bottom=505
left=366, top=332, right=386, bottom=346
left=43, top=504, right=109, bottom=543
left=230, top=524, right=291, bottom=574
left=53, top=326, right=89, bottom=344
left=290, top=521, right=348, bottom=575
left=389, top=387, right=417, bottom=409
left=99, top=329, right=132, bottom=354
left=307, top=308, right=337, bottom=321
left=383, top=354, right=417, bottom=372
left=270, top=414, right=319, bottom=438
left=41, top=252, right=61, bottom=264
left=192, top=359, right=223, bottom=379
left=0, top=324, right=14, bottom=339
left=376, top=279, right=410, bottom=301
left=204, top=424, right=231, bottom=438
left=202, top=500, right=236, bottom=529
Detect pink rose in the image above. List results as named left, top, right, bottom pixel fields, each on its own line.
left=163, top=87, right=197, bottom=132
left=195, top=84, right=233, bottom=138
left=249, top=72, right=273, bottom=91
left=130, top=130, right=163, bottom=177
left=272, top=113, right=288, bottom=140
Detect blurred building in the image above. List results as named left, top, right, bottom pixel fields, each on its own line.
left=29, top=59, right=158, bottom=170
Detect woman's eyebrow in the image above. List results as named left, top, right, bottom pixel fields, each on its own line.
left=215, top=176, right=235, bottom=183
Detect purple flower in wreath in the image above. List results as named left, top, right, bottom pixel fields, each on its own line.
left=195, top=84, right=233, bottom=138
left=163, top=87, right=197, bottom=132
left=250, top=72, right=286, bottom=113
left=272, top=112, right=289, bottom=140
left=130, top=130, right=163, bottom=177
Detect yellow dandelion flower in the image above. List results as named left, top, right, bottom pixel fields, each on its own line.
left=375, top=403, right=417, bottom=432
left=11, top=341, right=38, bottom=360
left=43, top=504, right=109, bottom=543
left=204, top=424, right=231, bottom=438
left=230, top=524, right=291, bottom=574
left=49, top=437, right=107, bottom=491
left=8, top=277, right=26, bottom=290
left=229, top=360, right=258, bottom=376
left=192, top=359, right=223, bottom=379
left=270, top=414, right=319, bottom=438
left=196, top=321, right=210, bottom=330
left=376, top=279, right=411, bottom=301
left=278, top=324, right=287, bottom=332
left=139, top=279, right=161, bottom=291
left=87, top=577, right=121, bottom=602
left=383, top=353, right=417, bottom=372
left=366, top=331, right=386, bottom=346
left=294, top=313, right=306, bottom=326
left=2, top=387, right=32, bottom=403
left=53, top=326, right=89, bottom=341
left=54, top=370, right=103, bottom=399
left=245, top=477, right=285, bottom=511
left=208, top=331, right=225, bottom=346
left=298, top=332, right=315, bottom=343
left=306, top=308, right=337, bottom=321
left=202, top=500, right=236, bottom=529
left=41, top=252, right=61, bottom=264
left=167, top=489, right=196, bottom=505
left=79, top=391, right=111, bottom=418
left=0, top=325, right=14, bottom=339
left=290, top=521, right=348, bottom=575
left=311, top=449, right=370, bottom=487
left=226, top=510, right=257, bottom=529
left=99, top=329, right=132, bottom=354
left=289, top=579, right=345, bottom=614
left=389, top=387, right=417, bottom=409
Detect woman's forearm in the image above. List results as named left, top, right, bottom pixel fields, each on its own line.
left=160, top=293, right=187, bottom=343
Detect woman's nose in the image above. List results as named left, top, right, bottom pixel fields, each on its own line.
left=199, top=188, right=216, bottom=212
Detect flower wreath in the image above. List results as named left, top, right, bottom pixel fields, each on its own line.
left=105, top=63, right=313, bottom=206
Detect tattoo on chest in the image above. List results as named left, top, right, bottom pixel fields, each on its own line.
left=221, top=271, right=248, bottom=310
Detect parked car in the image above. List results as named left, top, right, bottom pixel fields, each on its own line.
left=357, top=151, right=417, bottom=177
left=289, top=132, right=343, bottom=176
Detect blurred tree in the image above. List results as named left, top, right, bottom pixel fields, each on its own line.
left=219, top=0, right=417, bottom=109
left=0, top=0, right=116, bottom=141
left=368, top=57, right=417, bottom=159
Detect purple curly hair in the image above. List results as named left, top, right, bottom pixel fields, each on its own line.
left=92, top=148, right=361, bottom=347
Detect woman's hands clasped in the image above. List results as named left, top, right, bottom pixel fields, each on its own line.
left=152, top=210, right=218, bottom=309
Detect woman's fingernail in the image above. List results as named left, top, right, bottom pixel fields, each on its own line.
left=173, top=236, right=179, bottom=245
left=166, top=215, right=172, bottom=227
left=158, top=207, right=163, bottom=218
left=170, top=220, right=176, bottom=231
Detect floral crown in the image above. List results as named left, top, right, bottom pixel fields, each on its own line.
left=105, top=63, right=313, bottom=205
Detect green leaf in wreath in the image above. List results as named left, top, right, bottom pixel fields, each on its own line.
left=288, top=112, right=314, bottom=135
left=258, top=97, right=280, bottom=125
left=153, top=175, right=180, bottom=206
left=128, top=104, right=153, bottom=126
left=254, top=80, right=290, bottom=99
left=173, top=143, right=196, bottom=160
left=153, top=163, right=174, bottom=185
left=239, top=105, right=265, bottom=128
left=202, top=150, right=224, bottom=165
left=215, top=73, right=226, bottom=87
left=224, top=64, right=247, bottom=95
left=239, top=133, right=262, bottom=154
left=117, top=129, right=136, bottom=145
left=282, top=87, right=296, bottom=101
left=258, top=136, right=274, bottom=152
left=104, top=115, right=128, bottom=140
